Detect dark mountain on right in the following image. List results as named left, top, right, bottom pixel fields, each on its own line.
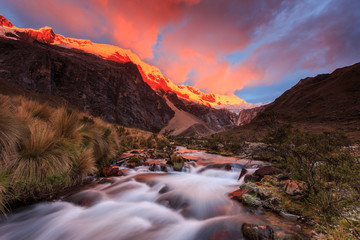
left=225, top=62, right=360, bottom=140
left=266, top=62, right=360, bottom=124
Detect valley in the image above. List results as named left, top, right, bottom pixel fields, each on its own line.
left=0, top=11, right=359, bottom=240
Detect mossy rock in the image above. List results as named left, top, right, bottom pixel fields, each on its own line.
left=242, top=193, right=262, bottom=207
left=167, top=154, right=184, bottom=171
left=240, top=182, right=259, bottom=195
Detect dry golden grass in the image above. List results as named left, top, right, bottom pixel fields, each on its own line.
left=0, top=93, right=169, bottom=212
left=11, top=119, right=70, bottom=181
left=0, top=96, right=29, bottom=167
left=70, top=148, right=96, bottom=184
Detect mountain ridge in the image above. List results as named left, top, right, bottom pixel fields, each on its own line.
left=0, top=15, right=252, bottom=110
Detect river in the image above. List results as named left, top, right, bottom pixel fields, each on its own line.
left=0, top=147, right=304, bottom=239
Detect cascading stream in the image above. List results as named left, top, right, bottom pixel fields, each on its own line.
left=0, top=148, right=298, bottom=240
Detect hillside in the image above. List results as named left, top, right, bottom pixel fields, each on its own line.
left=217, top=62, right=360, bottom=141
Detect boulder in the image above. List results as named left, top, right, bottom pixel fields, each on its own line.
left=100, top=166, right=119, bottom=177
left=241, top=223, right=274, bottom=240
left=283, top=180, right=308, bottom=196
left=254, top=166, right=282, bottom=179
left=238, top=168, right=248, bottom=180
left=242, top=194, right=262, bottom=208
left=224, top=164, right=232, bottom=171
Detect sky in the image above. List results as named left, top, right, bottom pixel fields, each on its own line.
left=1, top=0, right=359, bottom=104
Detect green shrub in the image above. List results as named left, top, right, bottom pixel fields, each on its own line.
left=264, top=125, right=359, bottom=220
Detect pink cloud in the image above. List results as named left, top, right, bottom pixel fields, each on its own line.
left=2, top=0, right=360, bottom=96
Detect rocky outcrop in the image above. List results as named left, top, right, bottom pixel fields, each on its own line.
left=237, top=106, right=265, bottom=125
left=0, top=38, right=174, bottom=131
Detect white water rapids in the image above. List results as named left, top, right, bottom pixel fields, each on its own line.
left=0, top=148, right=296, bottom=240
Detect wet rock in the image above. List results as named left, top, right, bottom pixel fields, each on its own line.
left=254, top=166, right=282, bottom=179
left=224, top=164, right=232, bottom=171
left=118, top=169, right=130, bottom=176
left=130, top=150, right=140, bottom=154
left=241, top=194, right=262, bottom=208
left=244, top=174, right=261, bottom=183
left=100, top=166, right=119, bottom=177
left=229, top=188, right=250, bottom=201
left=66, top=190, right=104, bottom=207
left=238, top=168, right=248, bottom=180
left=149, top=163, right=157, bottom=171
left=98, top=177, right=115, bottom=184
left=210, top=230, right=233, bottom=240
left=242, top=223, right=274, bottom=240
left=283, top=180, right=308, bottom=196
left=161, top=164, right=168, bottom=172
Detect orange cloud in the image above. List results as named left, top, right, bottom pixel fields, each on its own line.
left=2, top=0, right=360, bottom=98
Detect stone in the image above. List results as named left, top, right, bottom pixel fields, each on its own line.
left=241, top=223, right=274, bottom=240
left=242, top=194, right=262, bottom=208
left=100, top=166, right=119, bottom=177
left=244, top=174, right=261, bottom=183
left=283, top=180, right=308, bottom=196
left=229, top=188, right=250, bottom=201
left=258, top=187, right=273, bottom=200
left=254, top=166, right=282, bottom=179
left=240, top=183, right=259, bottom=195
left=224, top=164, right=232, bottom=171
left=279, top=211, right=299, bottom=222
left=98, top=177, right=115, bottom=184
left=238, top=168, right=248, bottom=180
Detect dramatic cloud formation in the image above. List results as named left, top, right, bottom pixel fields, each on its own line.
left=1, top=0, right=359, bottom=102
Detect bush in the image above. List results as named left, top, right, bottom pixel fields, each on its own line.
left=264, top=125, right=359, bottom=220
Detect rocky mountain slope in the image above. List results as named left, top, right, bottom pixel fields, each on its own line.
left=266, top=62, right=360, bottom=124
left=0, top=15, right=246, bottom=135
left=217, top=62, right=360, bottom=140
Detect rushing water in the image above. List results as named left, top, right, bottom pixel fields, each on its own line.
left=0, top=148, right=301, bottom=240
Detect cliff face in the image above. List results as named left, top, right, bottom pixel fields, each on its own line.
left=0, top=38, right=174, bottom=130
left=237, top=106, right=265, bottom=126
